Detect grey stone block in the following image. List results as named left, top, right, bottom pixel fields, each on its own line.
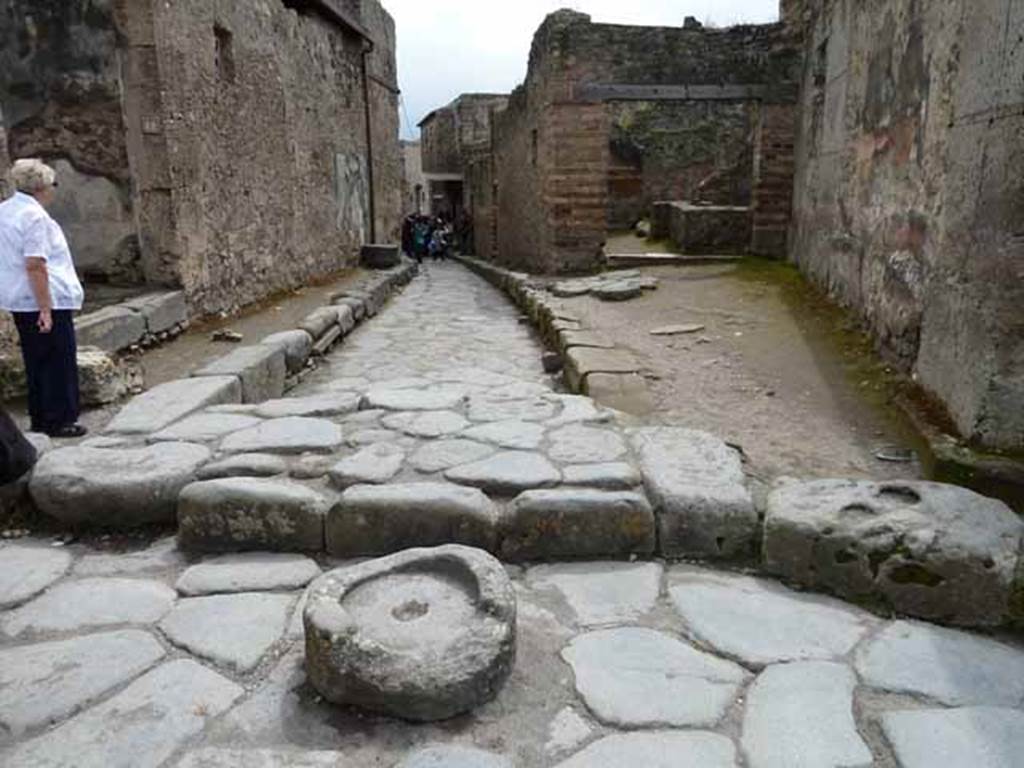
left=105, top=376, right=242, bottom=435
left=74, top=305, right=147, bottom=352
left=0, top=543, right=71, bottom=609
left=192, top=345, right=287, bottom=403
left=501, top=489, right=655, bottom=560
left=260, top=329, right=314, bottom=374
left=177, top=478, right=328, bottom=552
left=334, top=303, right=356, bottom=333
left=221, top=417, right=343, bottom=454
left=298, top=307, right=339, bottom=340
left=176, top=552, right=321, bottom=596
left=122, top=291, right=188, bottom=334
left=333, top=295, right=366, bottom=321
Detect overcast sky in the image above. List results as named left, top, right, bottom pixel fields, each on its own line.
left=390, top=0, right=780, bottom=139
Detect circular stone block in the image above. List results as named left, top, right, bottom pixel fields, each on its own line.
left=304, top=544, right=516, bottom=721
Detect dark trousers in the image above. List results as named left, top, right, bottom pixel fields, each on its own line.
left=12, top=310, right=80, bottom=433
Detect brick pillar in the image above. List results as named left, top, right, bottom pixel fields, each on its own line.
left=750, top=103, right=796, bottom=258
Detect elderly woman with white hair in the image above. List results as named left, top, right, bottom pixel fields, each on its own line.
left=0, top=158, right=86, bottom=438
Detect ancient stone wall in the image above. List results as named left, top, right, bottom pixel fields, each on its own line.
left=791, top=0, right=1023, bottom=450
left=401, top=140, right=426, bottom=215
left=420, top=107, right=459, bottom=175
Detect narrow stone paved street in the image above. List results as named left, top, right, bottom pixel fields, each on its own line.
left=2, top=262, right=1023, bottom=767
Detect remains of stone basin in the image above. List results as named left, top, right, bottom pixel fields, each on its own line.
left=303, top=544, right=516, bottom=721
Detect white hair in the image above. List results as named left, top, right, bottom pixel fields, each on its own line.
left=9, top=158, right=56, bottom=194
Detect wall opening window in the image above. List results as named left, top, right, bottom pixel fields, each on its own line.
left=214, top=25, right=236, bottom=84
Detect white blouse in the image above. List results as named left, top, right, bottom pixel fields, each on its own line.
left=0, top=191, right=84, bottom=312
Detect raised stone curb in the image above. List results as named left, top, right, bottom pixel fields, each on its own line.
left=260, top=330, right=314, bottom=374
left=192, top=345, right=287, bottom=403
left=74, top=306, right=147, bottom=353
left=122, top=291, right=188, bottom=336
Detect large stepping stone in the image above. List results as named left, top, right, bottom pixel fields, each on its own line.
left=740, top=661, right=871, bottom=768
left=668, top=569, right=874, bottom=667
left=2, top=578, right=176, bottom=637
left=5, top=660, right=242, bottom=768
left=30, top=442, right=211, bottom=526
left=882, top=707, right=1024, bottom=768
left=408, top=439, right=497, bottom=473
left=397, top=745, right=512, bottom=768
left=561, top=627, right=748, bottom=728
left=304, top=545, right=516, bottom=721
left=175, top=553, right=321, bottom=595
left=554, top=732, right=737, bottom=768
left=763, top=479, right=1024, bottom=626
left=328, top=443, right=406, bottom=489
left=528, top=562, right=662, bottom=626
left=326, top=483, right=499, bottom=557
left=150, top=413, right=262, bottom=443
left=192, top=345, right=287, bottom=403
left=462, top=419, right=546, bottom=450
left=854, top=620, right=1024, bottom=706
left=444, top=450, right=560, bottom=495
left=220, top=417, right=343, bottom=454
left=0, top=542, right=71, bottom=609
left=0, top=629, right=165, bottom=737
left=159, top=592, right=293, bottom=672
left=501, top=489, right=655, bottom=560
left=547, top=425, right=627, bottom=463
left=260, top=329, right=314, bottom=374
left=629, top=427, right=755, bottom=559
left=178, top=478, right=328, bottom=552
left=254, top=392, right=361, bottom=419
left=106, top=376, right=241, bottom=435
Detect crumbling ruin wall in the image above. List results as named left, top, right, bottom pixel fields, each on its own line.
left=421, top=107, right=459, bottom=174
left=791, top=0, right=1023, bottom=450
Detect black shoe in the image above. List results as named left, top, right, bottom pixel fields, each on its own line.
left=48, top=424, right=88, bottom=439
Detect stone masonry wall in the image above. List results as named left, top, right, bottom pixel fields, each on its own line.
left=790, top=0, right=1023, bottom=450
left=420, top=107, right=458, bottom=174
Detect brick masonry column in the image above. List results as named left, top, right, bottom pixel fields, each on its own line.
left=750, top=103, right=796, bottom=257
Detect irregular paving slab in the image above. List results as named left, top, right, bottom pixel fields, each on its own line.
left=74, top=536, right=184, bottom=577
left=545, top=707, right=594, bottom=756
left=305, top=545, right=516, bottom=721
left=178, top=478, right=328, bottom=552
left=629, top=427, right=755, bottom=559
left=159, top=592, right=293, bottom=672
left=0, top=629, right=165, bottom=737
left=396, top=745, right=512, bottom=768
left=150, top=413, right=263, bottom=443
left=0, top=542, right=71, bottom=609
left=254, top=392, right=361, bottom=419
left=326, top=483, right=499, bottom=556
left=193, top=345, right=287, bottom=403
left=2, top=578, right=176, bottom=637
left=741, top=661, right=871, bottom=768
left=561, top=627, right=748, bottom=727
left=106, top=376, right=242, bottom=435
left=196, top=453, right=290, bottom=480
left=466, top=396, right=557, bottom=423
left=328, top=443, right=405, bottom=489
left=763, top=479, right=1024, bottom=626
left=501, top=489, right=655, bottom=560
left=30, top=442, right=211, bottom=526
left=445, top=450, right=561, bottom=495
left=562, top=462, right=641, bottom=489
left=462, top=419, right=546, bottom=450
left=554, top=731, right=738, bottom=768
left=260, top=329, right=314, bottom=374
left=528, top=562, right=662, bottom=626
left=177, top=749, right=352, bottom=767
left=221, top=417, right=343, bottom=454
left=547, top=424, right=627, bottom=463
left=364, top=384, right=469, bottom=411
left=176, top=552, right=321, bottom=595
left=854, top=620, right=1024, bottom=706
left=668, top=569, right=874, bottom=667
left=882, top=707, right=1024, bottom=768
left=6, top=659, right=242, bottom=768
left=382, top=410, right=469, bottom=437
left=408, top=438, right=497, bottom=473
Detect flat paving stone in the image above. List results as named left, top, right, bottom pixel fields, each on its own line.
left=547, top=424, right=628, bottom=463
left=2, top=578, right=176, bottom=637
left=545, top=707, right=594, bottom=756
left=254, top=392, right=361, bottom=419
left=444, top=450, right=561, bottom=495
left=346, top=428, right=402, bottom=446
left=196, top=453, right=290, bottom=480
left=528, top=562, right=662, bottom=626
left=629, top=427, right=755, bottom=559
left=220, top=417, right=343, bottom=454
left=382, top=409, right=469, bottom=437
left=363, top=384, right=469, bottom=411
left=328, top=443, right=405, bottom=488
left=175, top=553, right=321, bottom=595
left=150, top=413, right=263, bottom=443
left=408, top=438, right=497, bottom=473
left=854, top=619, right=1024, bottom=706
left=326, top=482, right=499, bottom=556
left=5, top=659, right=242, bottom=768
left=544, top=394, right=607, bottom=427
left=881, top=707, right=1024, bottom=768
left=396, top=745, right=513, bottom=768
left=466, top=396, right=557, bottom=422
left=561, top=627, right=748, bottom=728
left=177, top=749, right=351, bottom=767
left=554, top=731, right=738, bottom=768
left=740, top=661, right=872, bottom=768
left=29, top=442, right=212, bottom=526
left=668, top=568, right=874, bottom=667
left=0, top=629, right=165, bottom=737
left=0, top=542, right=72, bottom=609
left=73, top=536, right=184, bottom=577
left=461, top=419, right=546, bottom=449
left=562, top=462, right=641, bottom=489
left=159, top=592, right=292, bottom=672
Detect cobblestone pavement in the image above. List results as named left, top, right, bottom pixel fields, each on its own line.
left=3, top=263, right=1023, bottom=767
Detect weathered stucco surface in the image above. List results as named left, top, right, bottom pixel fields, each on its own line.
left=791, top=0, right=1024, bottom=450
